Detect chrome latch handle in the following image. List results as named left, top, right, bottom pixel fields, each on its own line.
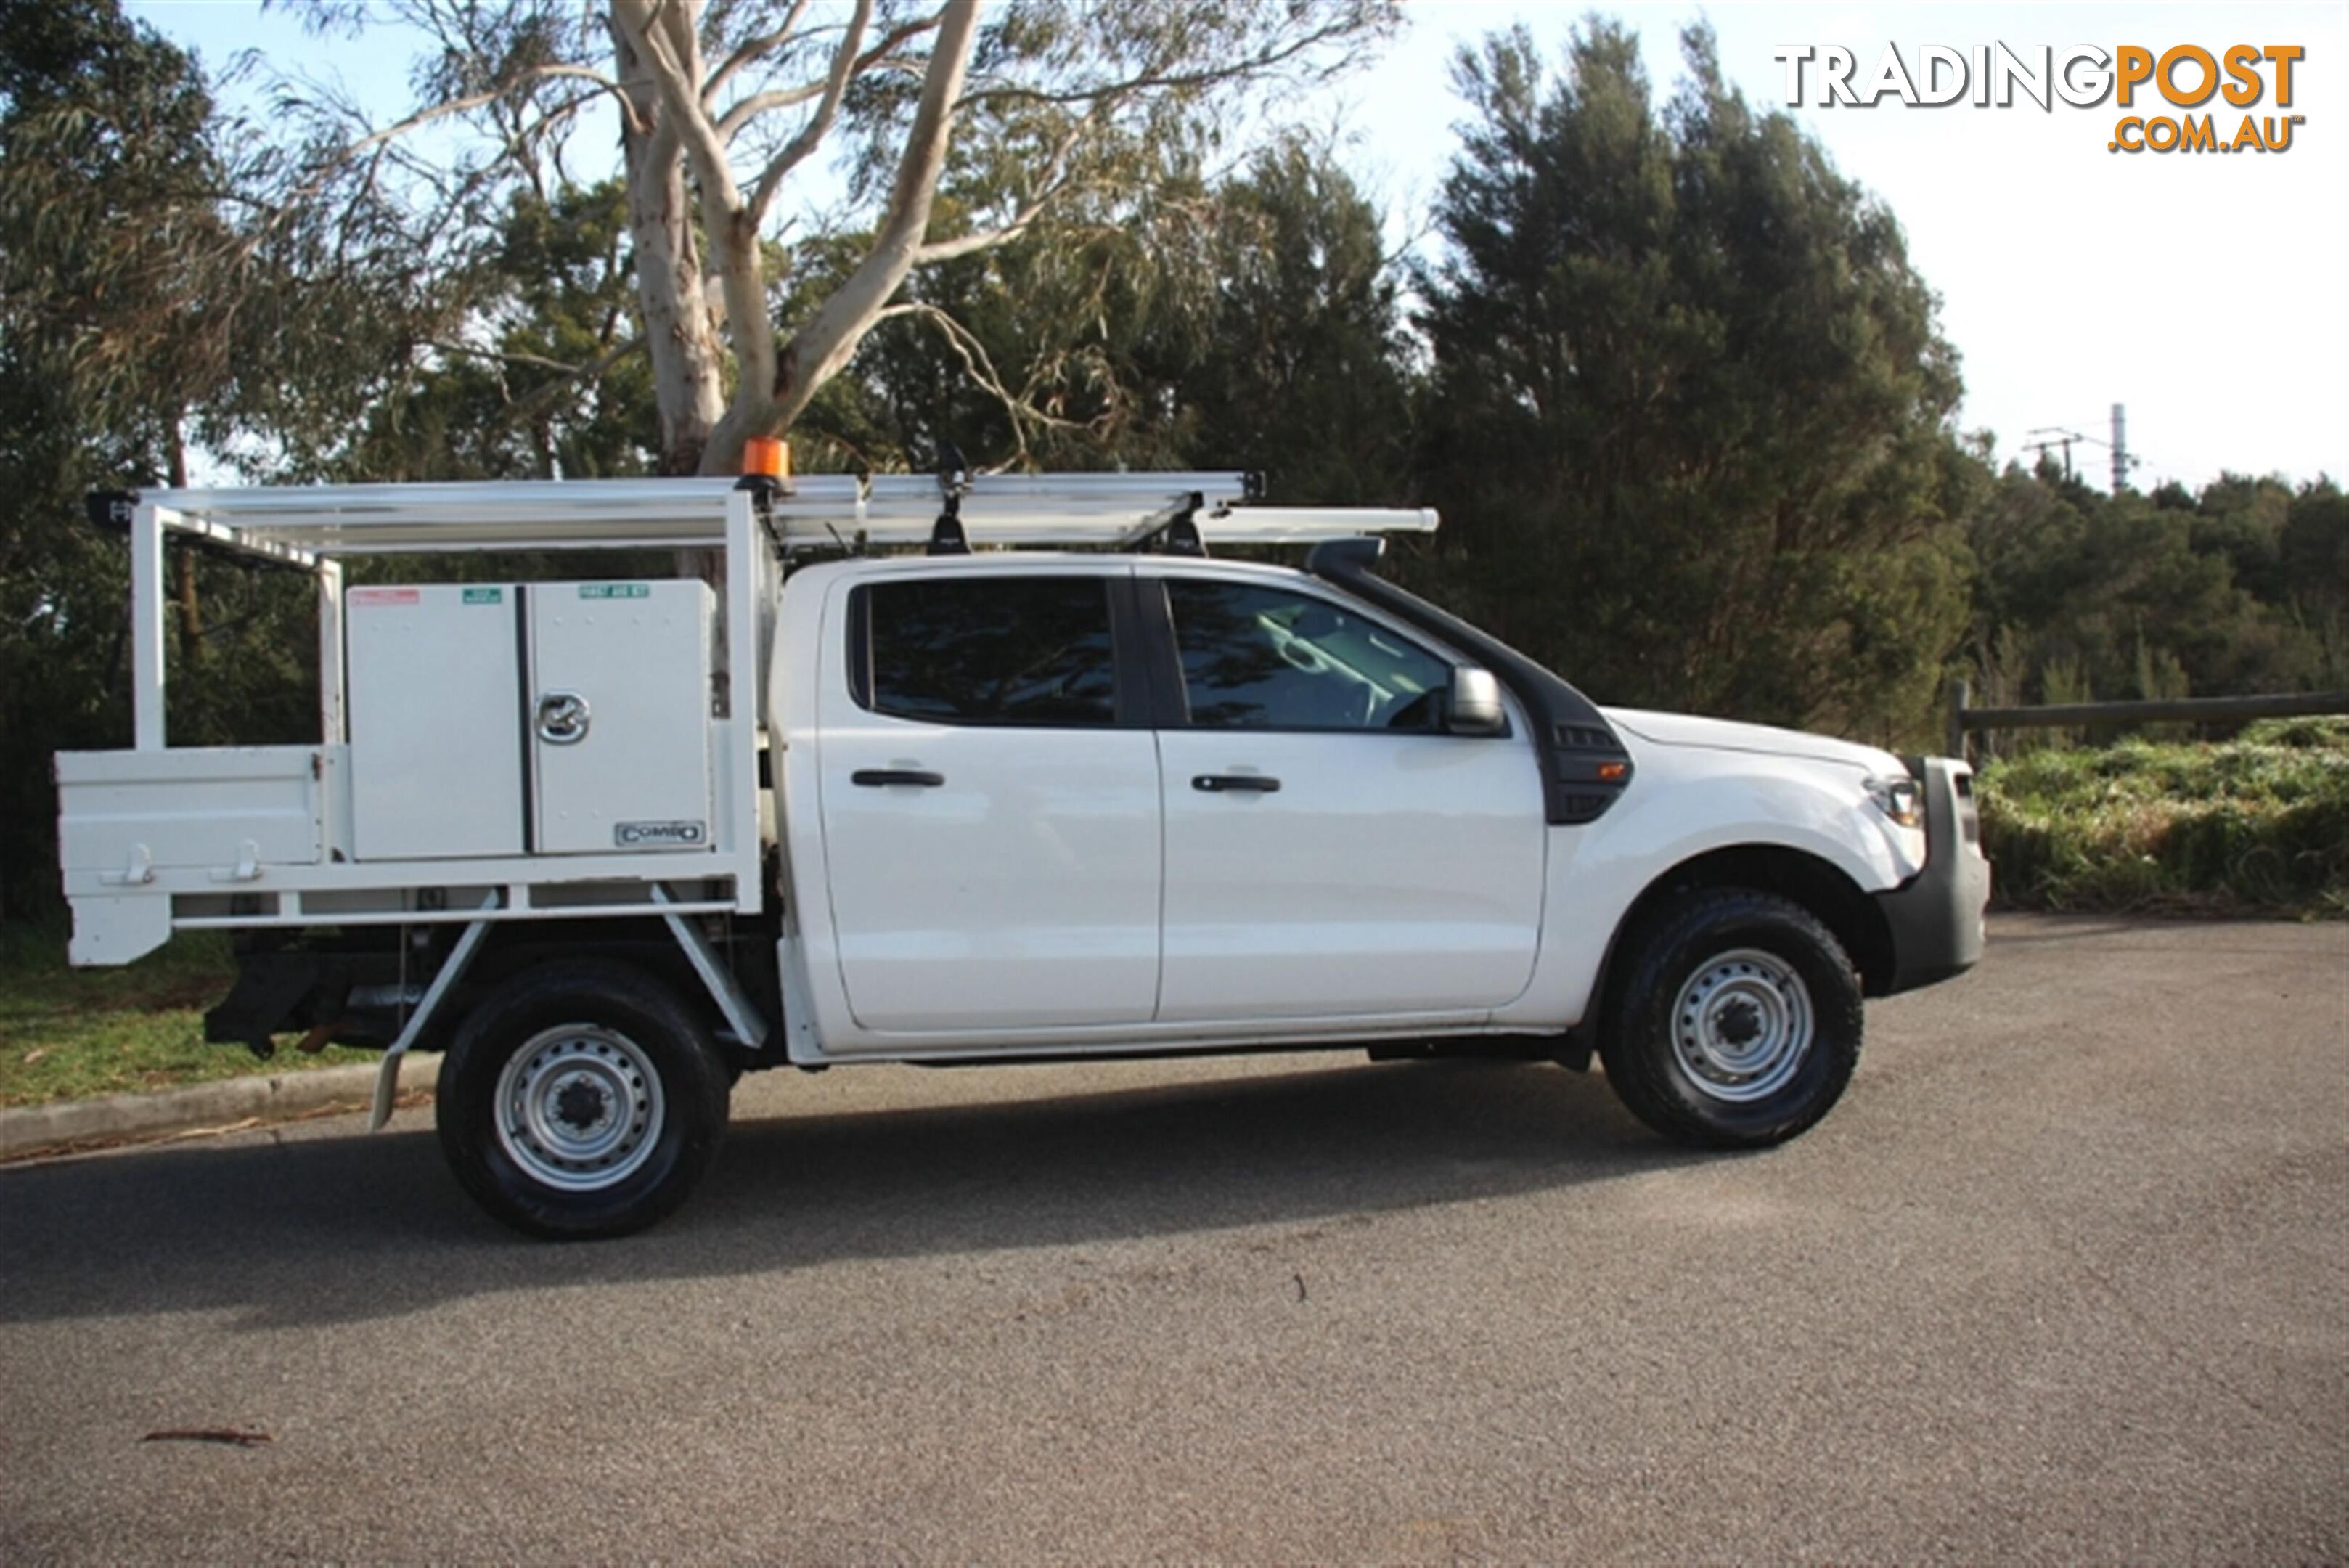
left=536, top=690, right=591, bottom=745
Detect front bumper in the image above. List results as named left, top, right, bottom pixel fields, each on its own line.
left=1873, top=756, right=1991, bottom=995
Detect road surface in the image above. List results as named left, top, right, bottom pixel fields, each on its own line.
left=3, top=914, right=2343, bottom=1560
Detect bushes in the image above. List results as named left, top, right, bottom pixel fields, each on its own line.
left=1977, top=719, right=2349, bottom=915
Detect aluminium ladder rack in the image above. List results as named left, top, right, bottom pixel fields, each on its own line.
left=115, top=471, right=1438, bottom=556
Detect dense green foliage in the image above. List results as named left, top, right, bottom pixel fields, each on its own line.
left=333, top=180, right=661, bottom=483
left=1, top=3, right=2342, bottom=921
left=813, top=131, right=1418, bottom=497
left=1411, top=23, right=1970, bottom=746
left=1969, top=469, right=2346, bottom=725
left=1979, top=719, right=2349, bottom=915
left=0, top=2, right=324, bottom=918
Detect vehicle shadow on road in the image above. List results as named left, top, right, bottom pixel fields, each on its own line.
left=0, top=1059, right=1697, bottom=1331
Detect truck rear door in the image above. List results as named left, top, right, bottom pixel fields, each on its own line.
left=813, top=566, right=1161, bottom=1034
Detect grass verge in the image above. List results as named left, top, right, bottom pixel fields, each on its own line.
left=1977, top=716, right=2349, bottom=916
left=0, top=926, right=378, bottom=1109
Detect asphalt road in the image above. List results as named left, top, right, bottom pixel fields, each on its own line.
left=3, top=914, right=2344, bottom=1561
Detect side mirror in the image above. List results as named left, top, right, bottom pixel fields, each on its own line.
left=1447, top=666, right=1506, bottom=735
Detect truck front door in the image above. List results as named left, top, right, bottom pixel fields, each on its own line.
left=814, top=567, right=1161, bottom=1034
left=1145, top=569, right=1548, bottom=1024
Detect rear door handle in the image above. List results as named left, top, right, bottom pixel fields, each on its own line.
left=1192, top=774, right=1280, bottom=793
left=851, top=769, right=945, bottom=788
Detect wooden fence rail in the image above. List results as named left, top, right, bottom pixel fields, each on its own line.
left=1945, top=682, right=2349, bottom=759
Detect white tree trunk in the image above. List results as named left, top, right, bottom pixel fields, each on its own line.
left=689, top=1, right=983, bottom=476
left=735, top=11, right=977, bottom=459
left=611, top=7, right=727, bottom=475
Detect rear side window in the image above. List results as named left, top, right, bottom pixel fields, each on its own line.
left=860, top=576, right=1118, bottom=727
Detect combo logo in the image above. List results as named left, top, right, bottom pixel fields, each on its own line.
left=615, top=820, right=706, bottom=847
left=1771, top=42, right=2307, bottom=154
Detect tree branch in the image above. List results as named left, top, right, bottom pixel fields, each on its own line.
left=338, top=62, right=643, bottom=150
left=875, top=300, right=1090, bottom=468
left=711, top=81, right=829, bottom=136
left=911, top=115, right=1092, bottom=264
left=251, top=58, right=637, bottom=265
left=715, top=13, right=945, bottom=142
left=702, top=0, right=817, bottom=104
left=519, top=64, right=645, bottom=131
left=907, top=16, right=1372, bottom=269
left=745, top=0, right=873, bottom=229
left=428, top=338, right=642, bottom=377
left=707, top=0, right=979, bottom=461
left=485, top=89, right=604, bottom=186
left=611, top=0, right=743, bottom=212
left=957, top=21, right=1365, bottom=110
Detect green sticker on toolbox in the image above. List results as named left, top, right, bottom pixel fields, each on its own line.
left=579, top=583, right=650, bottom=600
left=462, top=587, right=503, bottom=604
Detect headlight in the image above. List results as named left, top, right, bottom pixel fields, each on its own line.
left=1865, top=774, right=1924, bottom=828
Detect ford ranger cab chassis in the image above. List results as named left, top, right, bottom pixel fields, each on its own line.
left=54, top=473, right=1988, bottom=1236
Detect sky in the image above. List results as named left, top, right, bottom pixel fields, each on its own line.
left=128, top=1, right=2349, bottom=494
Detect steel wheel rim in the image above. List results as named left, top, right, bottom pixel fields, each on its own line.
left=494, top=1026, right=665, bottom=1191
left=1670, top=947, right=1814, bottom=1103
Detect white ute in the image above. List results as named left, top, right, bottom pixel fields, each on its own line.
left=54, top=468, right=1989, bottom=1236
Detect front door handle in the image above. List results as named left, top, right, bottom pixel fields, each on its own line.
left=851, top=769, right=946, bottom=788
left=1192, top=774, right=1280, bottom=793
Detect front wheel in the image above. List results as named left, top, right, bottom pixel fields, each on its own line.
left=437, top=961, right=730, bottom=1238
left=1600, top=889, right=1862, bottom=1149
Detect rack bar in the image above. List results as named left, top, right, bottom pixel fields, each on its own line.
left=110, top=473, right=1434, bottom=560
left=131, top=504, right=169, bottom=751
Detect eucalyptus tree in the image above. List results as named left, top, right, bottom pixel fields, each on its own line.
left=0, top=0, right=228, bottom=485
left=270, top=0, right=1397, bottom=476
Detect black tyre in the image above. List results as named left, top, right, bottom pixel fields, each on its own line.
left=437, top=960, right=730, bottom=1239
left=1599, top=889, right=1862, bottom=1149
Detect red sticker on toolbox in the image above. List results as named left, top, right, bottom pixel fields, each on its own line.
left=348, top=588, right=421, bottom=606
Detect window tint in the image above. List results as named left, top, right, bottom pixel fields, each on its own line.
left=1164, top=580, right=1454, bottom=731
left=865, top=576, right=1117, bottom=726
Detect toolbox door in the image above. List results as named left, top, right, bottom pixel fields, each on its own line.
left=347, top=584, right=526, bottom=860
left=528, top=580, right=715, bottom=855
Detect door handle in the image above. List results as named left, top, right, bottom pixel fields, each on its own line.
left=851, top=769, right=946, bottom=788
left=1192, top=774, right=1280, bottom=793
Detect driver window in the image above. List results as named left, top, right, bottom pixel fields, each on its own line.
left=1163, top=579, right=1454, bottom=731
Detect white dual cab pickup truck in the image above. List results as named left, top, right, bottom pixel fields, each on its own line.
left=57, top=475, right=1988, bottom=1237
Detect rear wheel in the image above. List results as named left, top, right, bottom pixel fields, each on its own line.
left=1600, top=889, right=1861, bottom=1148
left=437, top=961, right=729, bottom=1238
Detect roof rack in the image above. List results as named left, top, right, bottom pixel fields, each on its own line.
left=100, top=473, right=1439, bottom=558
